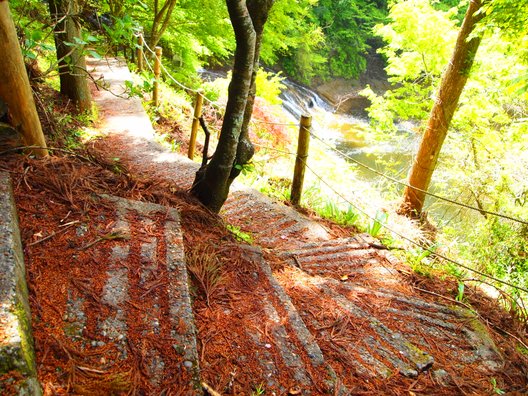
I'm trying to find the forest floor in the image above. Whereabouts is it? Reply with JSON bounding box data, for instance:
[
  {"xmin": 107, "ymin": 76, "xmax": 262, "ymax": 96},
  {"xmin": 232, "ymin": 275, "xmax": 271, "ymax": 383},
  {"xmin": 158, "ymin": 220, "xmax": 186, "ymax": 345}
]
[{"xmin": 1, "ymin": 57, "xmax": 528, "ymax": 395}]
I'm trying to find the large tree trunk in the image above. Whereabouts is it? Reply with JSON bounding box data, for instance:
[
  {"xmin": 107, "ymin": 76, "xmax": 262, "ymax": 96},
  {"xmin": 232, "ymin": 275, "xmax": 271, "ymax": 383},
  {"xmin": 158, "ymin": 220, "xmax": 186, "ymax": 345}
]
[
  {"xmin": 0, "ymin": 0, "xmax": 48, "ymax": 157},
  {"xmin": 400, "ymin": 0, "xmax": 486, "ymax": 217},
  {"xmin": 191, "ymin": 0, "xmax": 273, "ymax": 213},
  {"xmin": 49, "ymin": 0, "xmax": 92, "ymax": 113}
]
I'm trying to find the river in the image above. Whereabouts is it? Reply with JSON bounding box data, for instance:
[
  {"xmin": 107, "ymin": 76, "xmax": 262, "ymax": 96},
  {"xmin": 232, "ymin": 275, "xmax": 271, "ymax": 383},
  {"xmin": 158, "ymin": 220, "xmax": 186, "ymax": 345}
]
[
  {"xmin": 199, "ymin": 70, "xmax": 457, "ymax": 221},
  {"xmin": 199, "ymin": 69, "xmax": 418, "ymax": 192},
  {"xmin": 278, "ymin": 77, "xmax": 419, "ymax": 184}
]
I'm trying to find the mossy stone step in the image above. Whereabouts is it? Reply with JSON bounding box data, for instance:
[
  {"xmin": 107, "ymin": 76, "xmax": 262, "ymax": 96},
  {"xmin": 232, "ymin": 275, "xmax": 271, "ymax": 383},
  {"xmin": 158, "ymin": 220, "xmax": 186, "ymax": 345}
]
[{"xmin": 0, "ymin": 172, "xmax": 41, "ymax": 395}]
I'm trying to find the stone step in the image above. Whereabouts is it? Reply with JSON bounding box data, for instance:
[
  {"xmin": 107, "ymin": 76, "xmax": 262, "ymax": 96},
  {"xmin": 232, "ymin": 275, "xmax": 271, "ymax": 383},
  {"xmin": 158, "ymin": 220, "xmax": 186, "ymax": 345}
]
[
  {"xmin": 62, "ymin": 195, "xmax": 201, "ymax": 393},
  {"xmin": 280, "ymin": 234, "xmax": 376, "ymax": 256},
  {"xmin": 0, "ymin": 172, "xmax": 41, "ymax": 395},
  {"xmin": 239, "ymin": 246, "xmax": 349, "ymax": 395},
  {"xmin": 274, "ymin": 266, "xmax": 504, "ymax": 387},
  {"xmin": 278, "ymin": 239, "xmax": 405, "ymax": 288},
  {"xmin": 222, "ymin": 188, "xmax": 331, "ymax": 249}
]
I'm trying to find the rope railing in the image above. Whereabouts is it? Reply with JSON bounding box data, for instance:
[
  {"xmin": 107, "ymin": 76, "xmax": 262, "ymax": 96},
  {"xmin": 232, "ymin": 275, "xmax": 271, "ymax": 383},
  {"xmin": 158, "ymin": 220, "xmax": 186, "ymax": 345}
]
[
  {"xmin": 136, "ymin": 34, "xmax": 527, "ymax": 225},
  {"xmin": 309, "ymin": 128, "xmax": 528, "ymax": 226},
  {"xmin": 141, "ymin": 50, "xmax": 155, "ymax": 75},
  {"xmin": 131, "ymin": 35, "xmax": 527, "ymax": 296},
  {"xmin": 300, "ymin": 157, "xmax": 528, "ymax": 295},
  {"xmin": 252, "ymin": 142, "xmax": 297, "ymax": 157},
  {"xmin": 139, "ymin": 33, "xmax": 223, "ymax": 109}
]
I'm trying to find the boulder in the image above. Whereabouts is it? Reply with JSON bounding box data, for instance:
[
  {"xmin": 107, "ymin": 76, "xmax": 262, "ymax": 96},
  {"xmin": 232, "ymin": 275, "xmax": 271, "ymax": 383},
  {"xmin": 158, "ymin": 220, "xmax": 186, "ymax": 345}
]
[{"xmin": 314, "ymin": 52, "xmax": 391, "ymax": 116}]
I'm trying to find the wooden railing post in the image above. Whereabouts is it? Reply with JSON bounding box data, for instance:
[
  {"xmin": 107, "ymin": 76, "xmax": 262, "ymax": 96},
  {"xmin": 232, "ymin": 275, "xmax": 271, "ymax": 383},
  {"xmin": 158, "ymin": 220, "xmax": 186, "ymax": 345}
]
[
  {"xmin": 153, "ymin": 46, "xmax": 162, "ymax": 107},
  {"xmin": 188, "ymin": 89, "xmax": 204, "ymax": 160},
  {"xmin": 291, "ymin": 115, "xmax": 312, "ymax": 206},
  {"xmin": 136, "ymin": 34, "xmax": 144, "ymax": 72}
]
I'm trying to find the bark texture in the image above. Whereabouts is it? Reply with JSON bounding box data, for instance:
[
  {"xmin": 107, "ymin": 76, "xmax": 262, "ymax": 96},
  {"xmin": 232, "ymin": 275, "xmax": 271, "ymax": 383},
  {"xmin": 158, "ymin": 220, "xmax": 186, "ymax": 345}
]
[
  {"xmin": 0, "ymin": 1, "xmax": 48, "ymax": 157},
  {"xmin": 400, "ymin": 0, "xmax": 486, "ymax": 217},
  {"xmin": 49, "ymin": 0, "xmax": 92, "ymax": 113},
  {"xmin": 191, "ymin": 0, "xmax": 274, "ymax": 213},
  {"xmin": 149, "ymin": 0, "xmax": 178, "ymax": 49}
]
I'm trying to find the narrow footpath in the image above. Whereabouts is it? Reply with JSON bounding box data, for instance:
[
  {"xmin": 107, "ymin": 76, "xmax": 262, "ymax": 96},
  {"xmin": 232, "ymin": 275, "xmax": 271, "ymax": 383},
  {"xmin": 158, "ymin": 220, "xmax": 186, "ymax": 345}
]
[
  {"xmin": 84, "ymin": 57, "xmax": 515, "ymax": 394},
  {"xmin": 2, "ymin": 57, "xmax": 526, "ymax": 395}
]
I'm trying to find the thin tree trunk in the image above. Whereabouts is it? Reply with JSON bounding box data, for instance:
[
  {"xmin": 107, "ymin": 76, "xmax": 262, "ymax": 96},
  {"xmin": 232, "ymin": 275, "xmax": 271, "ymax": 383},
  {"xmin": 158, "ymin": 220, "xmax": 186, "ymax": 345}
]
[
  {"xmin": 191, "ymin": 0, "xmax": 258, "ymax": 212},
  {"xmin": 49, "ymin": 0, "xmax": 92, "ymax": 113},
  {"xmin": 0, "ymin": 0, "xmax": 48, "ymax": 157},
  {"xmin": 400, "ymin": 0, "xmax": 486, "ymax": 217},
  {"xmin": 149, "ymin": 0, "xmax": 177, "ymax": 49},
  {"xmin": 229, "ymin": 0, "xmax": 273, "ymax": 182}
]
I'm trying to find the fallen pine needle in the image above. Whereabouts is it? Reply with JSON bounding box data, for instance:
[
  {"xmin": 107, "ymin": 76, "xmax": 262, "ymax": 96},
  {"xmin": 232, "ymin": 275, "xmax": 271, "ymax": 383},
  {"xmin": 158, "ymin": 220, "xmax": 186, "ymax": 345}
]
[
  {"xmin": 80, "ymin": 230, "xmax": 130, "ymax": 250},
  {"xmin": 28, "ymin": 221, "xmax": 78, "ymax": 247},
  {"xmin": 202, "ymin": 382, "xmax": 222, "ymax": 396}
]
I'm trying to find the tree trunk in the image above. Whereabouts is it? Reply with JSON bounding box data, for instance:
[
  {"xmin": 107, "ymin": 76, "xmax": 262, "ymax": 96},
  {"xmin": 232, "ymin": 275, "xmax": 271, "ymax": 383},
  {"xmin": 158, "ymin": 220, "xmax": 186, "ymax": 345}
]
[
  {"xmin": 400, "ymin": 0, "xmax": 486, "ymax": 217},
  {"xmin": 149, "ymin": 0, "xmax": 177, "ymax": 49},
  {"xmin": 191, "ymin": 0, "xmax": 273, "ymax": 213},
  {"xmin": 0, "ymin": 0, "xmax": 48, "ymax": 157},
  {"xmin": 49, "ymin": 0, "xmax": 92, "ymax": 113},
  {"xmin": 229, "ymin": 0, "xmax": 273, "ymax": 182}
]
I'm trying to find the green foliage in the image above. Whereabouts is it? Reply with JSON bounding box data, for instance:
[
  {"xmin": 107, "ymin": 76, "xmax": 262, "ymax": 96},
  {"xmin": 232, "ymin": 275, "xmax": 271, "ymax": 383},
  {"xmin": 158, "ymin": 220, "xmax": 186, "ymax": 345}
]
[
  {"xmin": 20, "ymin": 29, "xmax": 55, "ymax": 60},
  {"xmin": 405, "ymin": 243, "xmax": 438, "ymax": 276},
  {"xmin": 146, "ymin": 0, "xmax": 233, "ymax": 82},
  {"xmin": 251, "ymin": 383, "xmax": 265, "ymax": 396},
  {"xmin": 234, "ymin": 162, "xmax": 255, "ymax": 176},
  {"xmin": 455, "ymin": 281, "xmax": 465, "ymax": 302},
  {"xmin": 227, "ymin": 224, "xmax": 254, "ymax": 244},
  {"xmin": 317, "ymin": 200, "xmax": 360, "ymax": 227},
  {"xmin": 483, "ymin": 0, "xmax": 528, "ymax": 39},
  {"xmin": 262, "ymin": 0, "xmax": 327, "ymax": 82},
  {"xmin": 366, "ymin": 210, "xmax": 388, "ymax": 237},
  {"xmin": 363, "ymin": 0, "xmax": 460, "ymax": 133},
  {"xmin": 255, "ymin": 70, "xmax": 285, "ymax": 105},
  {"xmin": 201, "ymin": 69, "xmax": 285, "ymax": 106},
  {"xmin": 468, "ymin": 220, "xmax": 528, "ymax": 288},
  {"xmin": 263, "ymin": 0, "xmax": 389, "ymax": 82},
  {"xmin": 10, "ymin": 0, "xmax": 56, "ymax": 65},
  {"xmin": 313, "ymin": 0, "xmax": 387, "ymax": 79},
  {"xmin": 490, "ymin": 377, "xmax": 505, "ymax": 395},
  {"xmin": 322, "ymin": 201, "xmax": 360, "ymax": 227},
  {"xmin": 102, "ymin": 14, "xmax": 140, "ymax": 51},
  {"xmin": 124, "ymin": 77, "xmax": 154, "ymax": 98}
]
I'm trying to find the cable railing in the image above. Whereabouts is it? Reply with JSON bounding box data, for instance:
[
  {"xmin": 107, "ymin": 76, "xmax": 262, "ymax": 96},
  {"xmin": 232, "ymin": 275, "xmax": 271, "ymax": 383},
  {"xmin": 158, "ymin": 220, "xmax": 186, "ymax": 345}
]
[
  {"xmin": 137, "ymin": 40, "xmax": 528, "ymax": 225},
  {"xmin": 136, "ymin": 33, "xmax": 527, "ymax": 224},
  {"xmin": 135, "ymin": 33, "xmax": 527, "ymax": 223},
  {"xmin": 131, "ymin": 36, "xmax": 528, "ymax": 295},
  {"xmin": 299, "ymin": 157, "xmax": 528, "ymax": 295},
  {"xmin": 308, "ymin": 128, "xmax": 528, "ymax": 226}
]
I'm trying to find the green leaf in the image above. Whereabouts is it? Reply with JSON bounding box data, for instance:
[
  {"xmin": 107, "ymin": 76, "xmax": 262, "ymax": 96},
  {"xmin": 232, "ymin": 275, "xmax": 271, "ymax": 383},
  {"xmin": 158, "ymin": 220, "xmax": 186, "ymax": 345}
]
[{"xmin": 87, "ymin": 50, "xmax": 102, "ymax": 60}]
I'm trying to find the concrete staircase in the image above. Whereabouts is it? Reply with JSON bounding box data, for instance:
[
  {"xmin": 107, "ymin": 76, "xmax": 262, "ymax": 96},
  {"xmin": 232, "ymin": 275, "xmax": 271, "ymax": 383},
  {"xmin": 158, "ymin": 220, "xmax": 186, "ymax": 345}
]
[
  {"xmin": 1, "ymin": 166, "xmax": 505, "ymax": 393},
  {"xmin": 0, "ymin": 57, "xmax": 509, "ymax": 394}
]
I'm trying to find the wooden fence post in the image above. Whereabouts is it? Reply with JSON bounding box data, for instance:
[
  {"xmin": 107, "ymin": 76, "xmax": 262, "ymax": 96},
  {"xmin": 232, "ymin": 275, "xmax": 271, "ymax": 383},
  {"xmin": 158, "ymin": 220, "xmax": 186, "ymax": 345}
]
[
  {"xmin": 153, "ymin": 46, "xmax": 162, "ymax": 107},
  {"xmin": 188, "ymin": 90, "xmax": 204, "ymax": 160},
  {"xmin": 136, "ymin": 34, "xmax": 144, "ymax": 72},
  {"xmin": 291, "ymin": 115, "xmax": 312, "ymax": 206}
]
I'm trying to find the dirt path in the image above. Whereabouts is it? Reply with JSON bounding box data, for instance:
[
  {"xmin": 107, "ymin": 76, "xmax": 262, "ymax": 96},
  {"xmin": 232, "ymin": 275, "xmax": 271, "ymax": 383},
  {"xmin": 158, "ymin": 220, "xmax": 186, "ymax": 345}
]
[{"xmin": 6, "ymin": 57, "xmax": 526, "ymax": 395}]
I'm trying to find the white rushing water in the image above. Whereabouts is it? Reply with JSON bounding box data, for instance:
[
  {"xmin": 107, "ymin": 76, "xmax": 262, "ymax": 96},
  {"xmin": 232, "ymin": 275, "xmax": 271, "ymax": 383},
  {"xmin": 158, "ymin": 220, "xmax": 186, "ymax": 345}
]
[
  {"xmin": 278, "ymin": 77, "xmax": 419, "ymax": 181},
  {"xmin": 198, "ymin": 68, "xmax": 419, "ymax": 183}
]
